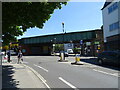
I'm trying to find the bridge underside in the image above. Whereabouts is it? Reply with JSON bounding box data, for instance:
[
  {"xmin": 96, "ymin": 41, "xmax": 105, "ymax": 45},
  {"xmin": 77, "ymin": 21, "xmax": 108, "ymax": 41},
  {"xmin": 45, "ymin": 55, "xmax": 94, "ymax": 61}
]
[
  {"xmin": 21, "ymin": 43, "xmax": 52, "ymax": 55},
  {"xmin": 19, "ymin": 30, "xmax": 103, "ymax": 56}
]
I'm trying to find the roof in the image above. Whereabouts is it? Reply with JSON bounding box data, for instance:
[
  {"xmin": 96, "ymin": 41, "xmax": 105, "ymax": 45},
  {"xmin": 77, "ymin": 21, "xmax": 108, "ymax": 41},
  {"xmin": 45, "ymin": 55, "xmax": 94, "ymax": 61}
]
[
  {"xmin": 101, "ymin": 0, "xmax": 113, "ymax": 10},
  {"xmin": 19, "ymin": 29, "xmax": 101, "ymax": 40}
]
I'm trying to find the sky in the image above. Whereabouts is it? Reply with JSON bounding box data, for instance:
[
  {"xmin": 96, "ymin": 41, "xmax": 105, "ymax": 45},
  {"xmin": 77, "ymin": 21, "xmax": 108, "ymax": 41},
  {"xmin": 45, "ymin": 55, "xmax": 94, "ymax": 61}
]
[{"xmin": 17, "ymin": 1, "xmax": 105, "ymax": 39}]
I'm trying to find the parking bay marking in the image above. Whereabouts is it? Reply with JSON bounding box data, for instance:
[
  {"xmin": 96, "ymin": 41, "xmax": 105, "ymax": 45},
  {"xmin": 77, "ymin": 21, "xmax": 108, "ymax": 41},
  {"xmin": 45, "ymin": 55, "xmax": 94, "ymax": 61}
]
[
  {"xmin": 34, "ymin": 64, "xmax": 48, "ymax": 72},
  {"xmin": 93, "ymin": 69, "xmax": 118, "ymax": 77},
  {"xmin": 59, "ymin": 77, "xmax": 78, "ymax": 89}
]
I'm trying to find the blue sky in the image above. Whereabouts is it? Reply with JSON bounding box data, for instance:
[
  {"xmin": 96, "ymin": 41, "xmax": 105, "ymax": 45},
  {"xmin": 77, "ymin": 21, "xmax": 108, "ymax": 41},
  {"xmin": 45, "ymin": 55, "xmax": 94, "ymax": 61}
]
[{"xmin": 17, "ymin": 1, "xmax": 105, "ymax": 39}]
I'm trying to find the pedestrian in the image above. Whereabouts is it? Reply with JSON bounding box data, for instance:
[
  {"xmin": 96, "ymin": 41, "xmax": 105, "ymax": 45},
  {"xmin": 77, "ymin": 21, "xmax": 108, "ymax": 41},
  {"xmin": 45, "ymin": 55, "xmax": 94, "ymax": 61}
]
[
  {"xmin": 7, "ymin": 50, "xmax": 11, "ymax": 63},
  {"xmin": 17, "ymin": 50, "xmax": 23, "ymax": 64},
  {"xmin": 4, "ymin": 50, "xmax": 7, "ymax": 59}
]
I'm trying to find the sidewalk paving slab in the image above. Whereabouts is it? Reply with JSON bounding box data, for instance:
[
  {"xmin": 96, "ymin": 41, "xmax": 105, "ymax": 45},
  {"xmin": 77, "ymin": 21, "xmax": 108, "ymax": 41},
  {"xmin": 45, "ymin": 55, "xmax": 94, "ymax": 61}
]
[{"xmin": 2, "ymin": 62, "xmax": 48, "ymax": 89}]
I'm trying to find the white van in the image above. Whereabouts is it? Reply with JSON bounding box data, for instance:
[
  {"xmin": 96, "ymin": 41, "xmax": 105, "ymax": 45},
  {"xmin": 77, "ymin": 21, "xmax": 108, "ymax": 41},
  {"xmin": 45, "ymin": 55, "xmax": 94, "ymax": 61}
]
[{"xmin": 67, "ymin": 49, "xmax": 73, "ymax": 54}]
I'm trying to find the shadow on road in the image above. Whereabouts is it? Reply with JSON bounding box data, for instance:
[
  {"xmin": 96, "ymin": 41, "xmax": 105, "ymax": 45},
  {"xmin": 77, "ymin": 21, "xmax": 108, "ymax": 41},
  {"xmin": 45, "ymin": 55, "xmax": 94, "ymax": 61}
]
[
  {"xmin": 80, "ymin": 58, "xmax": 120, "ymax": 71},
  {"xmin": 2, "ymin": 65, "xmax": 19, "ymax": 89}
]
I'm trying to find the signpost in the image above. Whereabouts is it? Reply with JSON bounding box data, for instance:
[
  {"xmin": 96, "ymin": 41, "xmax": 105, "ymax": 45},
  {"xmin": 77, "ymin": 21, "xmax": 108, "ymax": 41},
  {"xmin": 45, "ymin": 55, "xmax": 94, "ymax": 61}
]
[
  {"xmin": 80, "ymin": 40, "xmax": 83, "ymax": 55},
  {"xmin": 80, "ymin": 40, "xmax": 83, "ymax": 45}
]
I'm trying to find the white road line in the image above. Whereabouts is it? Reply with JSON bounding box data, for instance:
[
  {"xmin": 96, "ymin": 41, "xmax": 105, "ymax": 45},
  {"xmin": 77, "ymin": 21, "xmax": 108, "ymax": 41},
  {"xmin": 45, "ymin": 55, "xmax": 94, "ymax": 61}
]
[
  {"xmin": 23, "ymin": 61, "xmax": 28, "ymax": 63},
  {"xmin": 22, "ymin": 64, "xmax": 50, "ymax": 89},
  {"xmin": 59, "ymin": 77, "xmax": 78, "ymax": 89},
  {"xmin": 34, "ymin": 64, "xmax": 48, "ymax": 72},
  {"xmin": 93, "ymin": 69, "xmax": 118, "ymax": 77}
]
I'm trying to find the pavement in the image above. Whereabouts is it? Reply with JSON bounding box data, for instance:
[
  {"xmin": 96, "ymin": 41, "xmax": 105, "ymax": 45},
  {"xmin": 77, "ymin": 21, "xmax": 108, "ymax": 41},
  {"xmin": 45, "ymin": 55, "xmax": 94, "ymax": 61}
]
[{"xmin": 2, "ymin": 61, "xmax": 48, "ymax": 89}]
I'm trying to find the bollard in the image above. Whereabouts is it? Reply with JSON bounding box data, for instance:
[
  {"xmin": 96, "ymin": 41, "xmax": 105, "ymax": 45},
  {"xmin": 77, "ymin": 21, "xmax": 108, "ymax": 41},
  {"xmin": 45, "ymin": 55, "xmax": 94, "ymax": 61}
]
[
  {"xmin": 71, "ymin": 54, "xmax": 83, "ymax": 65},
  {"xmin": 75, "ymin": 54, "xmax": 80, "ymax": 63},
  {"xmin": 58, "ymin": 51, "xmax": 68, "ymax": 62},
  {"xmin": 60, "ymin": 54, "xmax": 62, "ymax": 61},
  {"xmin": 60, "ymin": 52, "xmax": 64, "ymax": 61}
]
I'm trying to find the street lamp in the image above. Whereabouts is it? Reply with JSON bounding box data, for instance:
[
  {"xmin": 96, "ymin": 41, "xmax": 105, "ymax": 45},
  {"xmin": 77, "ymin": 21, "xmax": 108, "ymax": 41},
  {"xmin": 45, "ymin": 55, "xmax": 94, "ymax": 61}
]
[
  {"xmin": 0, "ymin": 38, "xmax": 3, "ymax": 65},
  {"xmin": 50, "ymin": 40, "xmax": 53, "ymax": 55},
  {"xmin": 54, "ymin": 38, "xmax": 56, "ymax": 56},
  {"xmin": 62, "ymin": 22, "xmax": 64, "ymax": 33},
  {"xmin": 61, "ymin": 22, "xmax": 66, "ymax": 61}
]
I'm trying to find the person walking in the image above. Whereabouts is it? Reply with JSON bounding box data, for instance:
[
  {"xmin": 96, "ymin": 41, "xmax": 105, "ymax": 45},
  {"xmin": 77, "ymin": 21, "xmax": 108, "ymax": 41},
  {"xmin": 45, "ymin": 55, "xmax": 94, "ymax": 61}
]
[
  {"xmin": 17, "ymin": 50, "xmax": 23, "ymax": 64},
  {"xmin": 7, "ymin": 51, "xmax": 11, "ymax": 63}
]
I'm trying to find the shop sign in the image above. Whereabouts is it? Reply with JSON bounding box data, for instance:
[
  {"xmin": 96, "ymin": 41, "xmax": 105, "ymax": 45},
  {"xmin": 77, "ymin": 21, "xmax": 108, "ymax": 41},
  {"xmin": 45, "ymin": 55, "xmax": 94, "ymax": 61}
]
[
  {"xmin": 86, "ymin": 42, "xmax": 91, "ymax": 45},
  {"xmin": 94, "ymin": 41, "xmax": 99, "ymax": 44}
]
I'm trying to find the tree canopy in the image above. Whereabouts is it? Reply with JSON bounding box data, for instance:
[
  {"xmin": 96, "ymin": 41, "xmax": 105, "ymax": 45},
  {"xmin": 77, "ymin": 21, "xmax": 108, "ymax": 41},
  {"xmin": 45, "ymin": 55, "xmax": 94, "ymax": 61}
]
[{"xmin": 2, "ymin": 2, "xmax": 67, "ymax": 45}]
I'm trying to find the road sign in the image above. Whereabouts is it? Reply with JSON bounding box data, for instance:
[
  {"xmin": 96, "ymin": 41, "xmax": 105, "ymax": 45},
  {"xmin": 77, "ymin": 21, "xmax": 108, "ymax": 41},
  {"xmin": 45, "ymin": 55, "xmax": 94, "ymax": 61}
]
[{"xmin": 80, "ymin": 40, "xmax": 83, "ymax": 44}]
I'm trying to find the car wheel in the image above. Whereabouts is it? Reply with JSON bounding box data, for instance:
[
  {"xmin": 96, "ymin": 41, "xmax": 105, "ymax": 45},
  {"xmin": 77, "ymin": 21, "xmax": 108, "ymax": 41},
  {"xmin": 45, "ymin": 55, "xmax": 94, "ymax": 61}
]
[{"xmin": 98, "ymin": 59, "xmax": 103, "ymax": 65}]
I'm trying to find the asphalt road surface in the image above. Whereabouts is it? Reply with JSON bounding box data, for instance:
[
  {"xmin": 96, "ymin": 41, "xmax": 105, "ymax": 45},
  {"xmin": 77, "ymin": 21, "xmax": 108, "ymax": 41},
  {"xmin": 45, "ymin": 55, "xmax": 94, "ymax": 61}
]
[{"xmin": 11, "ymin": 56, "xmax": 119, "ymax": 89}]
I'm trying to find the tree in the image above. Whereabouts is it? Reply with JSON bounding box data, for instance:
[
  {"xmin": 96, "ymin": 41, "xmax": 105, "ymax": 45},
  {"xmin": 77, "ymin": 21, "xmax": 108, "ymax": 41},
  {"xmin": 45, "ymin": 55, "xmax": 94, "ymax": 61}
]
[
  {"xmin": 2, "ymin": 2, "xmax": 67, "ymax": 45},
  {"xmin": 55, "ymin": 44, "xmax": 64, "ymax": 52}
]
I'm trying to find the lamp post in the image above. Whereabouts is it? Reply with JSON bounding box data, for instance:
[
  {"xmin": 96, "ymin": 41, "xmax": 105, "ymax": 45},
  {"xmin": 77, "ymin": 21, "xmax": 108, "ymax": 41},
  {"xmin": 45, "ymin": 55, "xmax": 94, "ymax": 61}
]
[
  {"xmin": 58, "ymin": 22, "xmax": 68, "ymax": 62},
  {"xmin": 62, "ymin": 22, "xmax": 65, "ymax": 61},
  {"xmin": 54, "ymin": 38, "xmax": 56, "ymax": 56},
  {"xmin": 51, "ymin": 40, "xmax": 53, "ymax": 55},
  {"xmin": 0, "ymin": 38, "xmax": 3, "ymax": 65}
]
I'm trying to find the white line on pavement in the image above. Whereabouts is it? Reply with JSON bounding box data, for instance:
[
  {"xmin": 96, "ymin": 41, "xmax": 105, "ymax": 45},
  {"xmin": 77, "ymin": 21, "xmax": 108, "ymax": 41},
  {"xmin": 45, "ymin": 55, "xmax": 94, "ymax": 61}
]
[
  {"xmin": 24, "ymin": 57, "xmax": 30, "ymax": 58},
  {"xmin": 93, "ymin": 69, "xmax": 118, "ymax": 77},
  {"xmin": 34, "ymin": 64, "xmax": 48, "ymax": 72},
  {"xmin": 59, "ymin": 77, "xmax": 78, "ymax": 89},
  {"xmin": 23, "ymin": 64, "xmax": 50, "ymax": 89},
  {"xmin": 23, "ymin": 61, "xmax": 28, "ymax": 63}
]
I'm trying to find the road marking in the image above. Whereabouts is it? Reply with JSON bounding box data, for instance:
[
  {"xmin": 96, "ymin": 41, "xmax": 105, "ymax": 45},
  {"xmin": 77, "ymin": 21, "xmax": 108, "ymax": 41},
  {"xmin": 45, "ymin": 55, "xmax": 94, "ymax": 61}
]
[
  {"xmin": 34, "ymin": 64, "xmax": 48, "ymax": 72},
  {"xmin": 93, "ymin": 69, "xmax": 118, "ymax": 77},
  {"xmin": 23, "ymin": 61, "xmax": 28, "ymax": 63},
  {"xmin": 24, "ymin": 57, "xmax": 29, "ymax": 58},
  {"xmin": 22, "ymin": 64, "xmax": 50, "ymax": 89},
  {"xmin": 59, "ymin": 77, "xmax": 78, "ymax": 89}
]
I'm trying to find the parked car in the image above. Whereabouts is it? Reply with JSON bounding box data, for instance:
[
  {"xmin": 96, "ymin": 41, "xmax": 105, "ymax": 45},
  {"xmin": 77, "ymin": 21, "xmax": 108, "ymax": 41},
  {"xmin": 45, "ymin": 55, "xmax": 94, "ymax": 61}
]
[
  {"xmin": 97, "ymin": 51, "xmax": 120, "ymax": 66},
  {"xmin": 0, "ymin": 51, "xmax": 5, "ymax": 55},
  {"xmin": 67, "ymin": 49, "xmax": 73, "ymax": 54},
  {"xmin": 59, "ymin": 51, "xmax": 68, "ymax": 57}
]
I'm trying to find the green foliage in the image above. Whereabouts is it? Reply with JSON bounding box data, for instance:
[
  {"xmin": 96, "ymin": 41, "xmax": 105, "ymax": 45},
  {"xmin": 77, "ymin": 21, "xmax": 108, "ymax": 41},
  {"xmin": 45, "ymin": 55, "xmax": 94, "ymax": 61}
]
[
  {"xmin": 2, "ymin": 2, "xmax": 67, "ymax": 45},
  {"xmin": 55, "ymin": 44, "xmax": 64, "ymax": 52},
  {"xmin": 73, "ymin": 48, "xmax": 81, "ymax": 54}
]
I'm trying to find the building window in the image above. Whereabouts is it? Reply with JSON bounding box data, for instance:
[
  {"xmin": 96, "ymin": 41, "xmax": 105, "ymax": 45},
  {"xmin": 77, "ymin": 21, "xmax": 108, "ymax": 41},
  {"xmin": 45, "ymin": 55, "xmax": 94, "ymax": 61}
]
[
  {"xmin": 109, "ymin": 21, "xmax": 119, "ymax": 31},
  {"xmin": 108, "ymin": 2, "xmax": 118, "ymax": 14}
]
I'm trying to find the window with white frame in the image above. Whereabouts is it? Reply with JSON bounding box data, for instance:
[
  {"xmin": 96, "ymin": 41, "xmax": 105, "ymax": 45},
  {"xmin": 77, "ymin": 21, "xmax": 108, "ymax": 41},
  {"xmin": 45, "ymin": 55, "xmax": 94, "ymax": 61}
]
[{"xmin": 108, "ymin": 2, "xmax": 118, "ymax": 14}]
